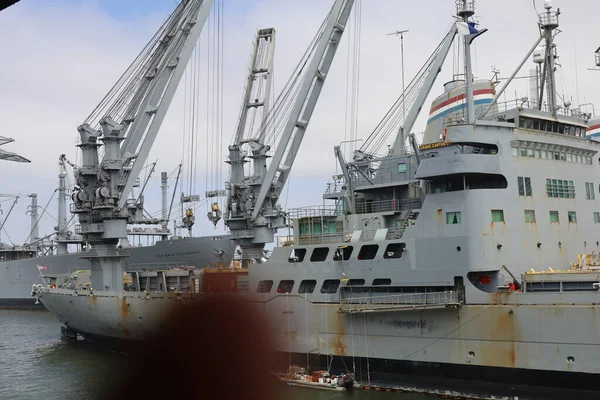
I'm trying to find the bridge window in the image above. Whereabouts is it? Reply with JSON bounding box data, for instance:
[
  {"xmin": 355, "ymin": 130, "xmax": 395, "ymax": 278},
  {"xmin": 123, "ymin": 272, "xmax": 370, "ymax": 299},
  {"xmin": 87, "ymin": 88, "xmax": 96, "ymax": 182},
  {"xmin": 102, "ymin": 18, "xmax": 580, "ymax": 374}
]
[
  {"xmin": 546, "ymin": 179, "xmax": 575, "ymax": 199},
  {"xmin": 519, "ymin": 116, "xmax": 586, "ymax": 138},
  {"xmin": 277, "ymin": 280, "xmax": 294, "ymax": 294},
  {"xmin": 524, "ymin": 210, "xmax": 536, "ymax": 223},
  {"xmin": 491, "ymin": 209, "xmax": 505, "ymax": 223},
  {"xmin": 397, "ymin": 163, "xmax": 407, "ymax": 173},
  {"xmin": 372, "ymin": 278, "xmax": 392, "ymax": 286},
  {"xmin": 446, "ymin": 212, "xmax": 461, "ymax": 224},
  {"xmin": 517, "ymin": 176, "xmax": 532, "ymax": 196},
  {"xmin": 321, "ymin": 279, "xmax": 340, "ymax": 294},
  {"xmin": 288, "ymin": 248, "xmax": 307, "ymax": 263},
  {"xmin": 298, "ymin": 280, "xmax": 317, "ymax": 294},
  {"xmin": 550, "ymin": 211, "xmax": 560, "ymax": 223},
  {"xmin": 568, "ymin": 211, "xmax": 577, "ymax": 223},
  {"xmin": 310, "ymin": 247, "xmax": 329, "ymax": 262},
  {"xmin": 257, "ymin": 280, "xmax": 273, "ymax": 293},
  {"xmin": 585, "ymin": 182, "xmax": 596, "ymax": 200},
  {"xmin": 594, "ymin": 213, "xmax": 600, "ymax": 223},
  {"xmin": 357, "ymin": 244, "xmax": 379, "ymax": 260},
  {"xmin": 383, "ymin": 243, "xmax": 406, "ymax": 259},
  {"xmin": 333, "ymin": 246, "xmax": 353, "ymax": 261}
]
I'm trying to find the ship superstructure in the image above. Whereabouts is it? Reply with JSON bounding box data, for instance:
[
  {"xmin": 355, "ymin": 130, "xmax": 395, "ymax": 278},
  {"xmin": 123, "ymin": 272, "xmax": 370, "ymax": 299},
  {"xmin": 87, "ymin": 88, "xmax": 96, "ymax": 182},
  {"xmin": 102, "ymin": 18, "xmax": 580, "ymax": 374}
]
[{"xmin": 244, "ymin": 1, "xmax": 600, "ymax": 398}]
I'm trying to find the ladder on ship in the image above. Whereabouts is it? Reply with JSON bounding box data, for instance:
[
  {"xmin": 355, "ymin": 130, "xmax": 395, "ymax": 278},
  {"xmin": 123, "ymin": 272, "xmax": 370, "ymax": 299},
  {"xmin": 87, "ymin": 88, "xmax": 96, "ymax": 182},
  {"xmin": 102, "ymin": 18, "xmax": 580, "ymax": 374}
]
[{"xmin": 337, "ymin": 290, "xmax": 461, "ymax": 314}]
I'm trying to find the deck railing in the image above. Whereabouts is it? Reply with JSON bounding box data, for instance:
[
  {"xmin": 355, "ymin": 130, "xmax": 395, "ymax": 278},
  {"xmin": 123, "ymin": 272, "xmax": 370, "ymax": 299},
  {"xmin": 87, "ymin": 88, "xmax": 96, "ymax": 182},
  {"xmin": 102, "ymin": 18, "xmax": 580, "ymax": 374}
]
[{"xmin": 338, "ymin": 290, "xmax": 461, "ymax": 313}]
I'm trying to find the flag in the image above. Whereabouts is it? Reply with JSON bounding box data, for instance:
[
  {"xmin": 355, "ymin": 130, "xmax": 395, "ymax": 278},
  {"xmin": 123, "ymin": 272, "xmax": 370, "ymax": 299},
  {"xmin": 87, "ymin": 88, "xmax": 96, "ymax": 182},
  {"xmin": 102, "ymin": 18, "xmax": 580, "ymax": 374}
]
[
  {"xmin": 456, "ymin": 22, "xmax": 470, "ymax": 35},
  {"xmin": 468, "ymin": 22, "xmax": 479, "ymax": 34},
  {"xmin": 456, "ymin": 21, "xmax": 480, "ymax": 35},
  {"xmin": 37, "ymin": 265, "xmax": 47, "ymax": 271}
]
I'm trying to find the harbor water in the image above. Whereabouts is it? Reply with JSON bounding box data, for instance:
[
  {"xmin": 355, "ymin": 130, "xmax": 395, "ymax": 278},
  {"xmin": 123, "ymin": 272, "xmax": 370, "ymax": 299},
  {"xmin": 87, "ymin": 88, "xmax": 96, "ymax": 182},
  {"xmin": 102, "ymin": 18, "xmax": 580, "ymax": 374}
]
[{"xmin": 0, "ymin": 309, "xmax": 434, "ymax": 400}]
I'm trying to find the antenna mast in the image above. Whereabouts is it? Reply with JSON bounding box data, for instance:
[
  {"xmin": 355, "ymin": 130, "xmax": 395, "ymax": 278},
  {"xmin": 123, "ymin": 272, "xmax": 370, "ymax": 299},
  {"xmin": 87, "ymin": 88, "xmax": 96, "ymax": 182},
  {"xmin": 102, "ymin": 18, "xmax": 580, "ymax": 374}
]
[
  {"xmin": 388, "ymin": 29, "xmax": 409, "ymax": 153},
  {"xmin": 456, "ymin": 0, "xmax": 486, "ymax": 124},
  {"xmin": 538, "ymin": 0, "xmax": 560, "ymax": 115}
]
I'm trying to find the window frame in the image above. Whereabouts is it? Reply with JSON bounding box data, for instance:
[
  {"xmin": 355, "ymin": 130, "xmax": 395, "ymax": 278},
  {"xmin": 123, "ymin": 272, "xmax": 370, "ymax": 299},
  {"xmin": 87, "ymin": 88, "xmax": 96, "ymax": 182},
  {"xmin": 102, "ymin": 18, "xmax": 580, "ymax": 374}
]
[
  {"xmin": 491, "ymin": 209, "xmax": 505, "ymax": 223},
  {"xmin": 446, "ymin": 211, "xmax": 461, "ymax": 225},
  {"xmin": 320, "ymin": 279, "xmax": 341, "ymax": 294},
  {"xmin": 524, "ymin": 210, "xmax": 536, "ymax": 223},
  {"xmin": 298, "ymin": 280, "xmax": 317, "ymax": 294}
]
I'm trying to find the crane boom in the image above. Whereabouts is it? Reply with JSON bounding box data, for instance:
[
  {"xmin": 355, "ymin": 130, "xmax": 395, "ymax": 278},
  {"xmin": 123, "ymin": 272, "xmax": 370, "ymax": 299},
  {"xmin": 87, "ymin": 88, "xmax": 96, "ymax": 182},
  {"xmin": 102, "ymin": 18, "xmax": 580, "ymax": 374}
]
[
  {"xmin": 117, "ymin": 0, "xmax": 214, "ymax": 208},
  {"xmin": 252, "ymin": 0, "xmax": 355, "ymax": 221}
]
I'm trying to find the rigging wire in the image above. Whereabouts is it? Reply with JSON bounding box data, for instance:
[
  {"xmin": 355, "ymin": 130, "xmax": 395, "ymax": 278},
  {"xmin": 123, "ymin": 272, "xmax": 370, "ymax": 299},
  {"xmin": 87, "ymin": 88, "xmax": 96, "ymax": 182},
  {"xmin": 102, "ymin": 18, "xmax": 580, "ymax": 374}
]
[{"xmin": 358, "ymin": 23, "xmax": 456, "ymax": 156}]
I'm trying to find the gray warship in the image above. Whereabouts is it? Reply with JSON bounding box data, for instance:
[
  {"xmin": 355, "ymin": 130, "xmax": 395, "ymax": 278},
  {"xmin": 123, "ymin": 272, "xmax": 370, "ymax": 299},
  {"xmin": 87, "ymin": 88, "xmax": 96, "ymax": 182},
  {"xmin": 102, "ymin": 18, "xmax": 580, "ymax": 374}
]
[
  {"xmin": 35, "ymin": 0, "xmax": 600, "ymax": 397},
  {"xmin": 1, "ymin": 156, "xmax": 234, "ymax": 308},
  {"xmin": 0, "ymin": 1, "xmax": 234, "ymax": 308}
]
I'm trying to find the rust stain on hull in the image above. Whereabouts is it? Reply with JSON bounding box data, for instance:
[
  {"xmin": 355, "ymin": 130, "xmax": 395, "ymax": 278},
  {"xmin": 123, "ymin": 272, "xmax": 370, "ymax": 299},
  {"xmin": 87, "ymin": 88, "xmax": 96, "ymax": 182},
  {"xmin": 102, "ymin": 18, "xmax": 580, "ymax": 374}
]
[
  {"xmin": 480, "ymin": 307, "xmax": 518, "ymax": 368},
  {"xmin": 120, "ymin": 297, "xmax": 130, "ymax": 318},
  {"xmin": 329, "ymin": 309, "xmax": 347, "ymax": 356}
]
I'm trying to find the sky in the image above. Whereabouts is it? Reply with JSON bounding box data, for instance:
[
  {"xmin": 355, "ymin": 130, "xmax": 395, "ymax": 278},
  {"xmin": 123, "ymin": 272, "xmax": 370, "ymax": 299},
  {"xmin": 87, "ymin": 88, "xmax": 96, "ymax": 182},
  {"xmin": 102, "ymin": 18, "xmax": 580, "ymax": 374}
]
[{"xmin": 0, "ymin": 0, "xmax": 598, "ymax": 245}]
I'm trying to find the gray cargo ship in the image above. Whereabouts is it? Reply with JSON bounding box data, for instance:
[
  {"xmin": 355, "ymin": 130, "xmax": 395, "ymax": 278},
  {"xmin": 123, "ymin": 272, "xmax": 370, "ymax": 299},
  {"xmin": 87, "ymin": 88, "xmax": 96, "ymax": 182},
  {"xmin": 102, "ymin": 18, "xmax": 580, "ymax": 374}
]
[{"xmin": 35, "ymin": 0, "xmax": 600, "ymax": 397}]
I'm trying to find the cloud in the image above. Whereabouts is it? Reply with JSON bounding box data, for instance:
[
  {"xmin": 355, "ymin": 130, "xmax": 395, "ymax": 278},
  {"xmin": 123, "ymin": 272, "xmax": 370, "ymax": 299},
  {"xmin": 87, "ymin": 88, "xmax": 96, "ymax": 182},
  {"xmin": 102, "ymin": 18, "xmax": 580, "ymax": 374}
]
[{"xmin": 0, "ymin": 0, "xmax": 597, "ymax": 242}]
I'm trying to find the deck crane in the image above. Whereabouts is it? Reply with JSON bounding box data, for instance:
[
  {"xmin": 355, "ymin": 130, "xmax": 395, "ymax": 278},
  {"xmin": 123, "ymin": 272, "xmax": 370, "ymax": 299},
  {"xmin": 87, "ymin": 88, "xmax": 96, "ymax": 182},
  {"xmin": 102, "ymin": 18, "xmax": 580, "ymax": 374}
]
[
  {"xmin": 224, "ymin": 0, "xmax": 355, "ymax": 263},
  {"xmin": 224, "ymin": 28, "xmax": 276, "ymax": 254},
  {"xmin": 68, "ymin": 0, "xmax": 214, "ymax": 291},
  {"xmin": 330, "ymin": 3, "xmax": 487, "ymax": 215}
]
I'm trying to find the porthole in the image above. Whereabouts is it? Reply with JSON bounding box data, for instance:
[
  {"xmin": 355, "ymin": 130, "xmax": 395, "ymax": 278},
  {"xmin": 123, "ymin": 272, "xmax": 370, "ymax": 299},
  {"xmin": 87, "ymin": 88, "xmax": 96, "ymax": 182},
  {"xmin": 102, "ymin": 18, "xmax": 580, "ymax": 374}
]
[
  {"xmin": 456, "ymin": 246, "xmax": 462, "ymax": 252},
  {"xmin": 468, "ymin": 351, "xmax": 475, "ymax": 358},
  {"xmin": 567, "ymin": 356, "xmax": 575, "ymax": 363}
]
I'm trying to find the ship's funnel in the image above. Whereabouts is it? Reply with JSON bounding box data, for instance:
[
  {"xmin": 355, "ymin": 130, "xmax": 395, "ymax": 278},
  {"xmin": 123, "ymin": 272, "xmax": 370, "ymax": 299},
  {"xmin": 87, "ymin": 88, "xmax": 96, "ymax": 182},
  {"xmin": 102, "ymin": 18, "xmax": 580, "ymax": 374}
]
[{"xmin": 587, "ymin": 117, "xmax": 600, "ymax": 141}]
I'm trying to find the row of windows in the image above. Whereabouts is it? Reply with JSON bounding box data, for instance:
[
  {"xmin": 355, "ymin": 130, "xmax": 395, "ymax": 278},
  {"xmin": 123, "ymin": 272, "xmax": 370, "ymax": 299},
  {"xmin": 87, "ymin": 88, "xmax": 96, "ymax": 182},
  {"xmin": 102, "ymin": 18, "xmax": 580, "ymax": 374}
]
[
  {"xmin": 289, "ymin": 243, "xmax": 407, "ymax": 263},
  {"xmin": 512, "ymin": 146, "xmax": 593, "ymax": 165},
  {"xmin": 516, "ymin": 175, "xmax": 597, "ymax": 200},
  {"xmin": 546, "ymin": 179, "xmax": 576, "ymax": 199},
  {"xmin": 518, "ymin": 116, "xmax": 587, "ymax": 138},
  {"xmin": 257, "ymin": 278, "xmax": 394, "ymax": 294},
  {"xmin": 446, "ymin": 209, "xmax": 599, "ymax": 224}
]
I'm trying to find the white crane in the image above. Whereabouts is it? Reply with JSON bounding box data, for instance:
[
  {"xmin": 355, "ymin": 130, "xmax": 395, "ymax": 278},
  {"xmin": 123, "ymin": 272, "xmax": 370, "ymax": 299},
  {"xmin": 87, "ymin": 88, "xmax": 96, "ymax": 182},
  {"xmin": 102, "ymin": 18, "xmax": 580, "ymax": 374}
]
[
  {"xmin": 224, "ymin": 0, "xmax": 356, "ymax": 263},
  {"xmin": 68, "ymin": 0, "xmax": 215, "ymax": 291}
]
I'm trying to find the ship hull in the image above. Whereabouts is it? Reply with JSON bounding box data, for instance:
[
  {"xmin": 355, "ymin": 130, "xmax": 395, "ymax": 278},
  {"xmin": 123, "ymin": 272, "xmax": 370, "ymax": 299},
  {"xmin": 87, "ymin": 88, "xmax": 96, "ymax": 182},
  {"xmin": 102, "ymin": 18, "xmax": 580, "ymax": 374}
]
[
  {"xmin": 0, "ymin": 235, "xmax": 234, "ymax": 308},
  {"xmin": 257, "ymin": 298, "xmax": 600, "ymax": 398},
  {"xmin": 37, "ymin": 287, "xmax": 600, "ymax": 398}
]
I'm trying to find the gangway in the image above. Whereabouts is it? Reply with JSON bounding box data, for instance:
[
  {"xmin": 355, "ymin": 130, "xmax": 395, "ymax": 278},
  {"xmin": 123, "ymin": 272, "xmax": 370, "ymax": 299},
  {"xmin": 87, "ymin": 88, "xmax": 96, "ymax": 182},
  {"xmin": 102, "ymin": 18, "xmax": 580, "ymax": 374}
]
[{"xmin": 338, "ymin": 290, "xmax": 462, "ymax": 314}]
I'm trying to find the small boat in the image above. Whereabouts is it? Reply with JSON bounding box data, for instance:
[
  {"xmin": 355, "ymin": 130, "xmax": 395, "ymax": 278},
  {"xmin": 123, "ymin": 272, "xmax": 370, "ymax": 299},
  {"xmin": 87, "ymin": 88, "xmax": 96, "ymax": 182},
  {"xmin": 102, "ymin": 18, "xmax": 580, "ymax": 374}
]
[{"xmin": 278, "ymin": 365, "xmax": 354, "ymax": 392}]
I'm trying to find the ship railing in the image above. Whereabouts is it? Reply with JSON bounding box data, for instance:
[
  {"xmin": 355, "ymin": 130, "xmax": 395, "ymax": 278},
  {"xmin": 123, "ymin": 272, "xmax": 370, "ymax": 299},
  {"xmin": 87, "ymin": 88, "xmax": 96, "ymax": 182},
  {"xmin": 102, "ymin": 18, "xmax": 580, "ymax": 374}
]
[
  {"xmin": 295, "ymin": 225, "xmax": 410, "ymax": 246},
  {"xmin": 288, "ymin": 205, "xmax": 342, "ymax": 220},
  {"xmin": 479, "ymin": 99, "xmax": 589, "ymax": 119},
  {"xmin": 539, "ymin": 12, "xmax": 559, "ymax": 28},
  {"xmin": 324, "ymin": 180, "xmax": 346, "ymax": 194},
  {"xmin": 355, "ymin": 199, "xmax": 419, "ymax": 215},
  {"xmin": 338, "ymin": 290, "xmax": 461, "ymax": 313},
  {"xmin": 296, "ymin": 232, "xmax": 348, "ymax": 246},
  {"xmin": 125, "ymin": 262, "xmax": 190, "ymax": 272}
]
